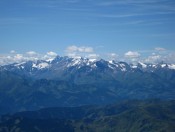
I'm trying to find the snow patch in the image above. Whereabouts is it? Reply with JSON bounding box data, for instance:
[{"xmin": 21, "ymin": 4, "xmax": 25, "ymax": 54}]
[
  {"xmin": 38, "ymin": 63, "xmax": 49, "ymax": 69},
  {"xmin": 161, "ymin": 64, "xmax": 166, "ymax": 68},
  {"xmin": 32, "ymin": 63, "xmax": 49, "ymax": 69},
  {"xmin": 132, "ymin": 65, "xmax": 137, "ymax": 68},
  {"xmin": 168, "ymin": 64, "xmax": 175, "ymax": 70},
  {"xmin": 71, "ymin": 59, "xmax": 81, "ymax": 66},
  {"xmin": 120, "ymin": 64, "xmax": 125, "ymax": 68},
  {"xmin": 91, "ymin": 63, "xmax": 97, "ymax": 68},
  {"xmin": 120, "ymin": 63, "xmax": 127, "ymax": 71},
  {"xmin": 46, "ymin": 58, "xmax": 54, "ymax": 63},
  {"xmin": 32, "ymin": 63, "xmax": 37, "ymax": 68},
  {"xmin": 89, "ymin": 59, "xmax": 96, "ymax": 62},
  {"xmin": 152, "ymin": 65, "xmax": 156, "ymax": 68},
  {"xmin": 14, "ymin": 62, "xmax": 26, "ymax": 67},
  {"xmin": 139, "ymin": 62, "xmax": 147, "ymax": 68},
  {"xmin": 108, "ymin": 64, "xmax": 115, "ymax": 69},
  {"xmin": 109, "ymin": 60, "xmax": 113, "ymax": 64}
]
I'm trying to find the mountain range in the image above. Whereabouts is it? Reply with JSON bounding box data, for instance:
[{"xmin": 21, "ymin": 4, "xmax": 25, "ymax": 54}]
[
  {"xmin": 0, "ymin": 56, "xmax": 175, "ymax": 115},
  {"xmin": 0, "ymin": 56, "xmax": 175, "ymax": 131},
  {"xmin": 1, "ymin": 56, "xmax": 175, "ymax": 80}
]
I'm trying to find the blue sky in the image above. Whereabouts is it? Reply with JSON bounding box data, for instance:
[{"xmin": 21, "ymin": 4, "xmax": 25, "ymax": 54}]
[{"xmin": 0, "ymin": 0, "xmax": 175, "ymax": 64}]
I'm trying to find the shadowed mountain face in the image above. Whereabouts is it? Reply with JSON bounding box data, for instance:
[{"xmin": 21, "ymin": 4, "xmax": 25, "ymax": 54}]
[
  {"xmin": 0, "ymin": 56, "xmax": 175, "ymax": 114},
  {"xmin": 0, "ymin": 100, "xmax": 175, "ymax": 132}
]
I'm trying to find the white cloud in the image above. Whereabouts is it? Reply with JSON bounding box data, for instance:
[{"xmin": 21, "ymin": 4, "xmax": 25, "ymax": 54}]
[
  {"xmin": 144, "ymin": 55, "xmax": 161, "ymax": 63},
  {"xmin": 10, "ymin": 50, "xmax": 16, "ymax": 54},
  {"xmin": 43, "ymin": 51, "xmax": 57, "ymax": 61},
  {"xmin": 83, "ymin": 47, "xmax": 93, "ymax": 53},
  {"xmin": 165, "ymin": 53, "xmax": 175, "ymax": 63},
  {"xmin": 108, "ymin": 53, "xmax": 118, "ymax": 60},
  {"xmin": 14, "ymin": 54, "xmax": 24, "ymax": 60},
  {"xmin": 86, "ymin": 54, "xmax": 99, "ymax": 59},
  {"xmin": 125, "ymin": 51, "xmax": 140, "ymax": 58},
  {"xmin": 144, "ymin": 51, "xmax": 175, "ymax": 64},
  {"xmin": 1, "ymin": 48, "xmax": 175, "ymax": 66},
  {"xmin": 26, "ymin": 51, "xmax": 37, "ymax": 56},
  {"xmin": 110, "ymin": 53, "xmax": 118, "ymax": 57},
  {"xmin": 0, "ymin": 54, "xmax": 26, "ymax": 65},
  {"xmin": 66, "ymin": 45, "xmax": 77, "ymax": 52},
  {"xmin": 155, "ymin": 47, "xmax": 166, "ymax": 51},
  {"xmin": 47, "ymin": 51, "xmax": 57, "ymax": 57},
  {"xmin": 66, "ymin": 45, "xmax": 93, "ymax": 53},
  {"xmin": 0, "ymin": 51, "xmax": 58, "ymax": 65},
  {"xmin": 67, "ymin": 53, "xmax": 81, "ymax": 58},
  {"xmin": 65, "ymin": 45, "xmax": 95, "ymax": 59},
  {"xmin": 152, "ymin": 52, "xmax": 156, "ymax": 55}
]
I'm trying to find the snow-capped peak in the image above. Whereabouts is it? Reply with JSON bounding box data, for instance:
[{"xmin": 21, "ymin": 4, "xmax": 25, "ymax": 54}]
[
  {"xmin": 89, "ymin": 59, "xmax": 96, "ymax": 62},
  {"xmin": 131, "ymin": 65, "xmax": 138, "ymax": 69},
  {"xmin": 32, "ymin": 62, "xmax": 49, "ymax": 69},
  {"xmin": 138, "ymin": 62, "xmax": 147, "ymax": 68},
  {"xmin": 161, "ymin": 64, "xmax": 167, "ymax": 68},
  {"xmin": 46, "ymin": 58, "xmax": 54, "ymax": 63},
  {"xmin": 2, "ymin": 56, "xmax": 175, "ymax": 74},
  {"xmin": 67, "ymin": 57, "xmax": 97, "ymax": 68},
  {"xmin": 168, "ymin": 64, "xmax": 175, "ymax": 70},
  {"xmin": 14, "ymin": 62, "xmax": 26, "ymax": 67}
]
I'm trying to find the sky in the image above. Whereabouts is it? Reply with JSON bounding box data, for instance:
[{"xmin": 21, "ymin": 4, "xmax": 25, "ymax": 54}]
[{"xmin": 0, "ymin": 0, "xmax": 175, "ymax": 65}]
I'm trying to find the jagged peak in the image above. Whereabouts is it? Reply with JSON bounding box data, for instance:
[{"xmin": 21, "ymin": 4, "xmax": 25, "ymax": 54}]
[{"xmin": 1, "ymin": 56, "xmax": 175, "ymax": 72}]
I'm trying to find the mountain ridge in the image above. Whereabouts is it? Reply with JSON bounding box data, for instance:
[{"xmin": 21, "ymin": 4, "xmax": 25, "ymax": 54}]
[
  {"xmin": 1, "ymin": 100, "xmax": 175, "ymax": 132},
  {"xmin": 1, "ymin": 55, "xmax": 175, "ymax": 70},
  {"xmin": 0, "ymin": 55, "xmax": 175, "ymax": 115},
  {"xmin": 1, "ymin": 55, "xmax": 175, "ymax": 80}
]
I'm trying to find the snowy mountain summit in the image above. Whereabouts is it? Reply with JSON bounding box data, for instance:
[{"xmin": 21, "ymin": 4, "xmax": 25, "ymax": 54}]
[{"xmin": 1, "ymin": 55, "xmax": 175, "ymax": 72}]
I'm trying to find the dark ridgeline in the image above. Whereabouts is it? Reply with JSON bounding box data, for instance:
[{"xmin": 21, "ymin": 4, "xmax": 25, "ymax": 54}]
[{"xmin": 0, "ymin": 100, "xmax": 175, "ymax": 132}]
